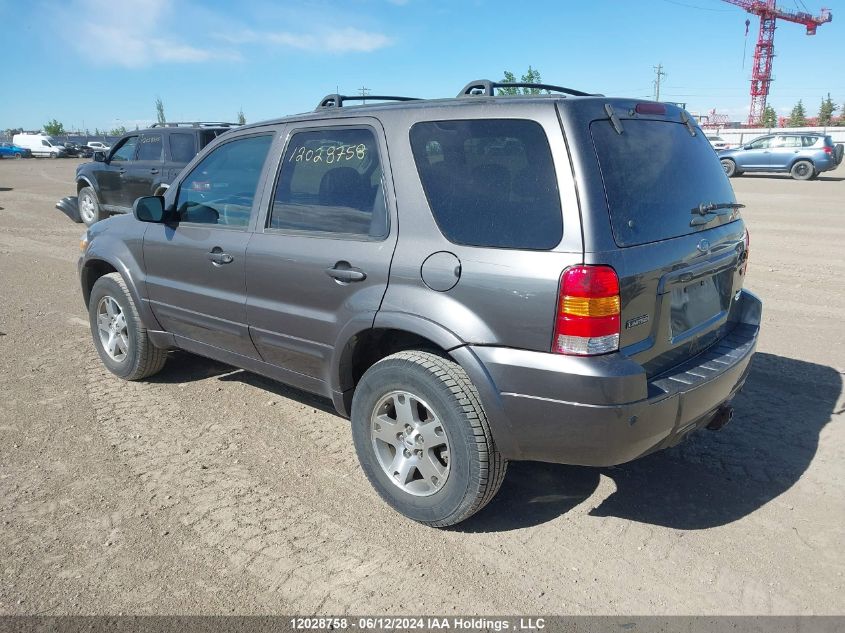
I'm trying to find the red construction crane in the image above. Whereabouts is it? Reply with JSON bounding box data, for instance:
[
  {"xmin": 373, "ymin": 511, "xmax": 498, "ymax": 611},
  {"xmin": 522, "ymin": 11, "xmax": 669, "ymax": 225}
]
[{"xmin": 722, "ymin": 0, "xmax": 832, "ymax": 126}]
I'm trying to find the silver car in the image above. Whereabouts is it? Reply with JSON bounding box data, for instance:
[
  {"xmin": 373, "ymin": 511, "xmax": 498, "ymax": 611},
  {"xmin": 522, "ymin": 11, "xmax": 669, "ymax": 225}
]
[{"xmin": 719, "ymin": 133, "xmax": 844, "ymax": 180}]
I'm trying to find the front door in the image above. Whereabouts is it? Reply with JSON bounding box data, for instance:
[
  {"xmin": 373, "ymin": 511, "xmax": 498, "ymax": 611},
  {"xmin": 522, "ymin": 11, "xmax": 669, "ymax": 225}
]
[
  {"xmin": 96, "ymin": 135, "xmax": 138, "ymax": 208},
  {"xmin": 143, "ymin": 132, "xmax": 276, "ymax": 358},
  {"xmin": 245, "ymin": 121, "xmax": 397, "ymax": 388},
  {"xmin": 125, "ymin": 131, "xmax": 165, "ymax": 205},
  {"xmin": 737, "ymin": 135, "xmax": 772, "ymax": 170}
]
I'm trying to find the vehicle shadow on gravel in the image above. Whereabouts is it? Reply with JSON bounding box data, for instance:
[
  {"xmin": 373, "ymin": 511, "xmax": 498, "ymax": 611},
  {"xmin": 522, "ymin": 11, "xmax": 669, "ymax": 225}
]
[
  {"xmin": 148, "ymin": 351, "xmax": 336, "ymax": 414},
  {"xmin": 458, "ymin": 352, "xmax": 841, "ymax": 532}
]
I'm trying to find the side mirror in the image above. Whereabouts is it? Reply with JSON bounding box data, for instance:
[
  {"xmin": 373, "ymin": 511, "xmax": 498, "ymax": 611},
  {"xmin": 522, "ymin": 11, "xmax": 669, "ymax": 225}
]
[
  {"xmin": 133, "ymin": 196, "xmax": 167, "ymax": 223},
  {"xmin": 93, "ymin": 151, "xmax": 106, "ymax": 162},
  {"xmin": 743, "ymin": 145, "xmax": 752, "ymax": 150}
]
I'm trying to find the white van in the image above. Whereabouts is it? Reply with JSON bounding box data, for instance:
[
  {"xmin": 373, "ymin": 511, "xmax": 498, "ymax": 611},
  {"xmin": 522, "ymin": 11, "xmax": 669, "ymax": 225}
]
[{"xmin": 12, "ymin": 133, "xmax": 67, "ymax": 158}]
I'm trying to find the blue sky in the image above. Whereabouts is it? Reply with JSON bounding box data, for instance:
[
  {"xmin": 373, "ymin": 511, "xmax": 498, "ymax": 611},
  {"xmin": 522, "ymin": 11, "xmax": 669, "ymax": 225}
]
[{"xmin": 1, "ymin": 0, "xmax": 843, "ymax": 131}]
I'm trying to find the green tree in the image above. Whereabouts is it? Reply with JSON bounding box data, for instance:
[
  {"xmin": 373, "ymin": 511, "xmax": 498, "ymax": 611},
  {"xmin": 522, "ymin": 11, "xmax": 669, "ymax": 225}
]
[
  {"xmin": 761, "ymin": 104, "xmax": 778, "ymax": 128},
  {"xmin": 237, "ymin": 108, "xmax": 246, "ymax": 125},
  {"xmin": 109, "ymin": 125, "xmax": 127, "ymax": 136},
  {"xmin": 43, "ymin": 119, "xmax": 65, "ymax": 136},
  {"xmin": 498, "ymin": 66, "xmax": 545, "ymax": 95},
  {"xmin": 94, "ymin": 128, "xmax": 101, "ymax": 136},
  {"xmin": 786, "ymin": 100, "xmax": 807, "ymax": 127},
  {"xmin": 817, "ymin": 93, "xmax": 836, "ymax": 126},
  {"xmin": 155, "ymin": 96, "xmax": 166, "ymax": 125}
]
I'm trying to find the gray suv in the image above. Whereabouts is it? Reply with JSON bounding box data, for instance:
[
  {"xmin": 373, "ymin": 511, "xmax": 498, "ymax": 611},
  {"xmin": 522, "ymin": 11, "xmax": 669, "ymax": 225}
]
[
  {"xmin": 78, "ymin": 80, "xmax": 761, "ymax": 527},
  {"xmin": 719, "ymin": 132, "xmax": 843, "ymax": 180}
]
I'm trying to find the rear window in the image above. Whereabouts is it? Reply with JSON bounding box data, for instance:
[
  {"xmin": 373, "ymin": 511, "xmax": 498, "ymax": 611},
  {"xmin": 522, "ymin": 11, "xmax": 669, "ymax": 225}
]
[
  {"xmin": 591, "ymin": 119, "xmax": 737, "ymax": 247},
  {"xmin": 410, "ymin": 119, "xmax": 562, "ymax": 250}
]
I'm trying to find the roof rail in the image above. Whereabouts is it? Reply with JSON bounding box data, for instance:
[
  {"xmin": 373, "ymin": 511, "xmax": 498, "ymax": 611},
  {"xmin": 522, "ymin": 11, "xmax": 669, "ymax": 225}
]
[
  {"xmin": 149, "ymin": 121, "xmax": 241, "ymax": 128},
  {"xmin": 316, "ymin": 94, "xmax": 420, "ymax": 110},
  {"xmin": 457, "ymin": 79, "xmax": 597, "ymax": 98}
]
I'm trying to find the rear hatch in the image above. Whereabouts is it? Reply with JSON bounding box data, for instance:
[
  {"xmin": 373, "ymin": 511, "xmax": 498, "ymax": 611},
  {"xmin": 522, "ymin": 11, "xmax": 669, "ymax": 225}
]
[{"xmin": 577, "ymin": 101, "xmax": 748, "ymax": 377}]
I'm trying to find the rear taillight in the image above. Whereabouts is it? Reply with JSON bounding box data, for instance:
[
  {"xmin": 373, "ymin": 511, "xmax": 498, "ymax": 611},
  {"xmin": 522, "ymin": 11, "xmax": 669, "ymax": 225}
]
[
  {"xmin": 823, "ymin": 146, "xmax": 833, "ymax": 155},
  {"xmin": 553, "ymin": 265, "xmax": 620, "ymax": 356}
]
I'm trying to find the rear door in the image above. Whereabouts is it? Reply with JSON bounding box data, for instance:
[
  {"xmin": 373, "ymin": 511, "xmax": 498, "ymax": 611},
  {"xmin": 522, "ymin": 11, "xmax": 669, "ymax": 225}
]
[
  {"xmin": 166, "ymin": 131, "xmax": 197, "ymax": 183},
  {"xmin": 584, "ymin": 107, "xmax": 748, "ymax": 376},
  {"xmin": 143, "ymin": 132, "xmax": 275, "ymax": 358},
  {"xmin": 769, "ymin": 135, "xmax": 802, "ymax": 170},
  {"xmin": 245, "ymin": 119, "xmax": 397, "ymax": 387}
]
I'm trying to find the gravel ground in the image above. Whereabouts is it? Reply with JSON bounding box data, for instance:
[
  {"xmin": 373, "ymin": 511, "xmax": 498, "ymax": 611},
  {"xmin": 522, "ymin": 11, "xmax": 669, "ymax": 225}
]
[{"xmin": 0, "ymin": 158, "xmax": 843, "ymax": 615}]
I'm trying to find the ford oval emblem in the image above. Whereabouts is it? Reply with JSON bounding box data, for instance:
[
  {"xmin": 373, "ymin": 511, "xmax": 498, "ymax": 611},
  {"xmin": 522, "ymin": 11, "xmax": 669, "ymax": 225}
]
[{"xmin": 697, "ymin": 239, "xmax": 711, "ymax": 253}]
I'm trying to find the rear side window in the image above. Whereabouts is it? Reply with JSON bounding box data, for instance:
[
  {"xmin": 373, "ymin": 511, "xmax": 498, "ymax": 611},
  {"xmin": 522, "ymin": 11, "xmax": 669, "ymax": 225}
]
[
  {"xmin": 269, "ymin": 128, "xmax": 387, "ymax": 238},
  {"xmin": 802, "ymin": 136, "xmax": 821, "ymax": 147},
  {"xmin": 169, "ymin": 133, "xmax": 196, "ymax": 163},
  {"xmin": 176, "ymin": 134, "xmax": 273, "ymax": 227},
  {"xmin": 591, "ymin": 119, "xmax": 737, "ymax": 247},
  {"xmin": 410, "ymin": 119, "xmax": 562, "ymax": 250},
  {"xmin": 137, "ymin": 134, "xmax": 163, "ymax": 161}
]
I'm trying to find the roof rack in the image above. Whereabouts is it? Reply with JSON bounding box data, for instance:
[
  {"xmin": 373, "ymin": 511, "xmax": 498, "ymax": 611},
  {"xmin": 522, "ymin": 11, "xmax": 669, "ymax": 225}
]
[
  {"xmin": 149, "ymin": 121, "xmax": 240, "ymax": 128},
  {"xmin": 457, "ymin": 79, "xmax": 597, "ymax": 98},
  {"xmin": 316, "ymin": 94, "xmax": 420, "ymax": 110}
]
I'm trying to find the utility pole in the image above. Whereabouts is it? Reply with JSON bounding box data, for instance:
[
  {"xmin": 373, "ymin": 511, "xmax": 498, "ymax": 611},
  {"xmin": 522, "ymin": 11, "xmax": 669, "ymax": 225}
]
[
  {"xmin": 653, "ymin": 64, "xmax": 666, "ymax": 101},
  {"xmin": 358, "ymin": 86, "xmax": 371, "ymax": 102}
]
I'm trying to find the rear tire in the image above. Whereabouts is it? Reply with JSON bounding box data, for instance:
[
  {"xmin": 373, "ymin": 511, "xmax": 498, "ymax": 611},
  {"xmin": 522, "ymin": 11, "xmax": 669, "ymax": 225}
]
[
  {"xmin": 721, "ymin": 158, "xmax": 738, "ymax": 178},
  {"xmin": 88, "ymin": 273, "xmax": 167, "ymax": 381},
  {"xmin": 790, "ymin": 160, "xmax": 814, "ymax": 181},
  {"xmin": 78, "ymin": 186, "xmax": 106, "ymax": 226},
  {"xmin": 351, "ymin": 350, "xmax": 507, "ymax": 527}
]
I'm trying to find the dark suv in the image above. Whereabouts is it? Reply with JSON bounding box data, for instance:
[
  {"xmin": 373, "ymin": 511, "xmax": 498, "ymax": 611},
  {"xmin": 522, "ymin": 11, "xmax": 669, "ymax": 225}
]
[
  {"xmin": 78, "ymin": 81, "xmax": 761, "ymax": 527},
  {"xmin": 62, "ymin": 123, "xmax": 237, "ymax": 226}
]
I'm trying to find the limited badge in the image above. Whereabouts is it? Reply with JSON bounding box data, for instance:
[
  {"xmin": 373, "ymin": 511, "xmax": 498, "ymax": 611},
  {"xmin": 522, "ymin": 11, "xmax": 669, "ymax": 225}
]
[{"xmin": 625, "ymin": 314, "xmax": 649, "ymax": 329}]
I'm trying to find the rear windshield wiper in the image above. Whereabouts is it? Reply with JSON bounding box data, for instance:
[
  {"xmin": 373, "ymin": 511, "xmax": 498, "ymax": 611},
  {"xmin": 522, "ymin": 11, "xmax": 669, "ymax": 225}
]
[{"xmin": 691, "ymin": 202, "xmax": 745, "ymax": 216}]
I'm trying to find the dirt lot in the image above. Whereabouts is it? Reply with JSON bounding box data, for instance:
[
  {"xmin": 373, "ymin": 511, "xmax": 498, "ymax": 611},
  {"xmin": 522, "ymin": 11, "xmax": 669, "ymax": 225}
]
[{"xmin": 1, "ymin": 158, "xmax": 843, "ymax": 616}]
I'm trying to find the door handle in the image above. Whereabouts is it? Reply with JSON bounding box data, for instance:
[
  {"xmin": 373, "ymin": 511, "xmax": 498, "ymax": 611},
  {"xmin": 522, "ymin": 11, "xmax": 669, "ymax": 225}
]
[
  {"xmin": 150, "ymin": 168, "xmax": 160, "ymax": 174},
  {"xmin": 325, "ymin": 262, "xmax": 366, "ymax": 283},
  {"xmin": 208, "ymin": 251, "xmax": 234, "ymax": 266},
  {"xmin": 118, "ymin": 168, "xmax": 126, "ymax": 174}
]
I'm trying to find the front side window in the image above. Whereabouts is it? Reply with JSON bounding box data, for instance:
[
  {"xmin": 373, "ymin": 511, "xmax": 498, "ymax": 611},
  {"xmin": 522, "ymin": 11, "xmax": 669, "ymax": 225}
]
[
  {"xmin": 137, "ymin": 134, "xmax": 163, "ymax": 161},
  {"xmin": 111, "ymin": 137, "xmax": 138, "ymax": 162},
  {"xmin": 748, "ymin": 136, "xmax": 771, "ymax": 150},
  {"xmin": 176, "ymin": 134, "xmax": 273, "ymax": 227},
  {"xmin": 410, "ymin": 119, "xmax": 562, "ymax": 250},
  {"xmin": 269, "ymin": 128, "xmax": 387, "ymax": 238}
]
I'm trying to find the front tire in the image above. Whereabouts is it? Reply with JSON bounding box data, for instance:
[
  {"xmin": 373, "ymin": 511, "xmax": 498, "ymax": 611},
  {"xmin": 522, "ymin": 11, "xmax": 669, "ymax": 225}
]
[
  {"xmin": 351, "ymin": 351, "xmax": 507, "ymax": 527},
  {"xmin": 13, "ymin": 152, "xmax": 21, "ymax": 159},
  {"xmin": 78, "ymin": 186, "xmax": 106, "ymax": 226},
  {"xmin": 790, "ymin": 160, "xmax": 814, "ymax": 181},
  {"xmin": 721, "ymin": 158, "xmax": 738, "ymax": 178},
  {"xmin": 88, "ymin": 272, "xmax": 167, "ymax": 380}
]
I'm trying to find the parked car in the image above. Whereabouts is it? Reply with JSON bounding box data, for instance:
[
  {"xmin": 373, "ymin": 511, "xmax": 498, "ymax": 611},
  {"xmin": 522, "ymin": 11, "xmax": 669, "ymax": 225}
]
[
  {"xmin": 705, "ymin": 133, "xmax": 731, "ymax": 150},
  {"xmin": 78, "ymin": 81, "xmax": 760, "ymax": 527},
  {"xmin": 0, "ymin": 142, "xmax": 31, "ymax": 159},
  {"xmin": 86, "ymin": 141, "xmax": 111, "ymax": 153},
  {"xmin": 62, "ymin": 142, "xmax": 93, "ymax": 158},
  {"xmin": 719, "ymin": 133, "xmax": 844, "ymax": 180},
  {"xmin": 58, "ymin": 123, "xmax": 237, "ymax": 226},
  {"xmin": 12, "ymin": 133, "xmax": 67, "ymax": 158}
]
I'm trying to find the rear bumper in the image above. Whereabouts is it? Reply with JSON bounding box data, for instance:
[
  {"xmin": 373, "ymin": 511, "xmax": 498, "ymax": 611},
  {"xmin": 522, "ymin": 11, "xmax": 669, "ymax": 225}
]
[{"xmin": 472, "ymin": 290, "xmax": 762, "ymax": 466}]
